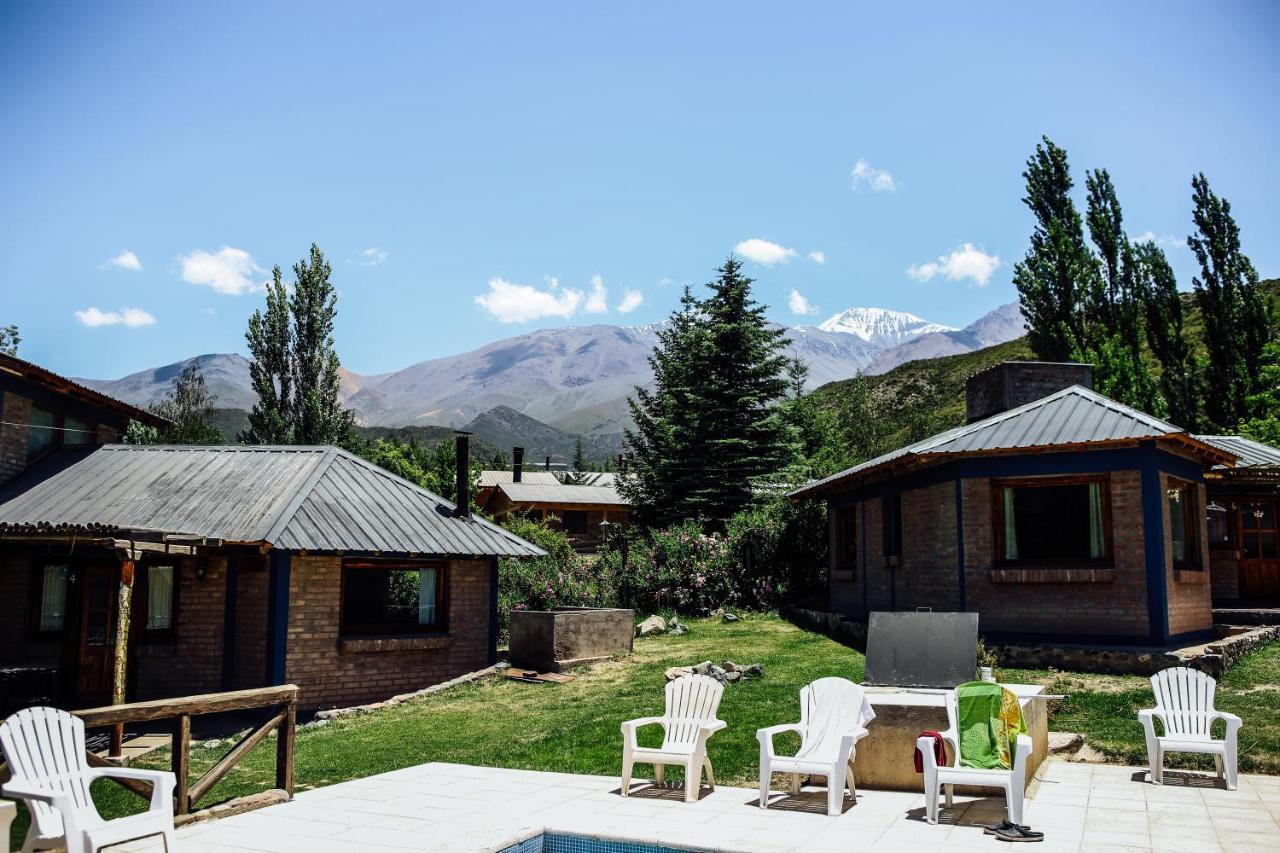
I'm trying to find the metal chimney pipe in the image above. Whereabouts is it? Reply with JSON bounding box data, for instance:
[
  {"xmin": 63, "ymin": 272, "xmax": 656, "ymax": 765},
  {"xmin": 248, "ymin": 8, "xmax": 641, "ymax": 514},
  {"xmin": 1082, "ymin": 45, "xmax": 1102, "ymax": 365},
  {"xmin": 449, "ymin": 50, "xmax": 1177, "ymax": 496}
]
[
  {"xmin": 513, "ymin": 447, "xmax": 524, "ymax": 483},
  {"xmin": 545, "ymin": 455, "xmax": 551, "ymax": 471},
  {"xmin": 454, "ymin": 432, "xmax": 471, "ymax": 518}
]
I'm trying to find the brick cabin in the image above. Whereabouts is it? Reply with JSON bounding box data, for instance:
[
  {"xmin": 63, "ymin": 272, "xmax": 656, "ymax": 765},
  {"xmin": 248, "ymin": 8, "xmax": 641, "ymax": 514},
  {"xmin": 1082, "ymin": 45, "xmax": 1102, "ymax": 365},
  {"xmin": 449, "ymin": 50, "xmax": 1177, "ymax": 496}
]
[
  {"xmin": 792, "ymin": 362, "xmax": 1240, "ymax": 646},
  {"xmin": 1193, "ymin": 434, "xmax": 1280, "ymax": 605},
  {"xmin": 0, "ymin": 366, "xmax": 542, "ymax": 712}
]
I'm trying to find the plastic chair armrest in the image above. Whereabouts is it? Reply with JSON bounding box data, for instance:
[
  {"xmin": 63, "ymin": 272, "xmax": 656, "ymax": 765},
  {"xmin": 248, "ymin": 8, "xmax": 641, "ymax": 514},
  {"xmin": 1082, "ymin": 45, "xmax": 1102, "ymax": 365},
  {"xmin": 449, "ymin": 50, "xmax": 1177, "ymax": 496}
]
[
  {"xmin": 621, "ymin": 716, "xmax": 666, "ymax": 748},
  {"xmin": 1138, "ymin": 708, "xmax": 1162, "ymax": 738},
  {"xmin": 92, "ymin": 767, "xmax": 177, "ymax": 812},
  {"xmin": 756, "ymin": 723, "xmax": 804, "ymax": 758},
  {"xmin": 1, "ymin": 781, "xmax": 75, "ymax": 813},
  {"xmin": 915, "ymin": 735, "xmax": 940, "ymax": 772}
]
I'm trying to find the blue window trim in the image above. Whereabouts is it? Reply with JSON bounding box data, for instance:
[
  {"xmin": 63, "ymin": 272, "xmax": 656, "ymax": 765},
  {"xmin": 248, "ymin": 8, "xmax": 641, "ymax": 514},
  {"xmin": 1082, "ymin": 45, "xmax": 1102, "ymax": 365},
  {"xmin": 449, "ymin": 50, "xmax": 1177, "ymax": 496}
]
[{"xmin": 265, "ymin": 550, "xmax": 291, "ymax": 685}]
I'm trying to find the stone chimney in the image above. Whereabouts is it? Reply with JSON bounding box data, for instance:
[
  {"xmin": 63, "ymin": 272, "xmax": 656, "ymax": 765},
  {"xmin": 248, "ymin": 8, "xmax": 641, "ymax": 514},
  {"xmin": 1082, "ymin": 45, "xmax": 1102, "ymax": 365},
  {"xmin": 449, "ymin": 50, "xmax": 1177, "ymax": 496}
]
[{"xmin": 965, "ymin": 361, "xmax": 1093, "ymax": 423}]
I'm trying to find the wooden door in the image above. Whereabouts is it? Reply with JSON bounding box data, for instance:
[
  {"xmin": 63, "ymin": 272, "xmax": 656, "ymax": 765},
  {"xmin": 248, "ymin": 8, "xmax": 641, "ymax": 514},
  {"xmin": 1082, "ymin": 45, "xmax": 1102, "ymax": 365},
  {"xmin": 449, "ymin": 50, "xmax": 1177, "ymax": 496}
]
[
  {"xmin": 1238, "ymin": 500, "xmax": 1280, "ymax": 601},
  {"xmin": 77, "ymin": 564, "xmax": 118, "ymax": 703}
]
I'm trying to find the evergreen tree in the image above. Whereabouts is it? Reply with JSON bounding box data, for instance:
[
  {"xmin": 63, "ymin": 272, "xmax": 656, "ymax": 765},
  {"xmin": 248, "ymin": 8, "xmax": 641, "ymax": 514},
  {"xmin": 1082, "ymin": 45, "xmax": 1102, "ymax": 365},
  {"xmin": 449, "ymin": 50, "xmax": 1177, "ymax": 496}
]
[
  {"xmin": 1134, "ymin": 242, "xmax": 1199, "ymax": 428},
  {"xmin": 1012, "ymin": 137, "xmax": 1092, "ymax": 361},
  {"xmin": 125, "ymin": 364, "xmax": 223, "ymax": 445},
  {"xmin": 562, "ymin": 437, "xmax": 590, "ymax": 484},
  {"xmin": 1238, "ymin": 343, "xmax": 1280, "ymax": 446},
  {"xmin": 1080, "ymin": 169, "xmax": 1162, "ymax": 413},
  {"xmin": 622, "ymin": 260, "xmax": 791, "ymax": 526},
  {"xmin": 1189, "ymin": 173, "xmax": 1273, "ymax": 428},
  {"xmin": 242, "ymin": 266, "xmax": 293, "ymax": 443},
  {"xmin": 0, "ymin": 324, "xmax": 19, "ymax": 356},
  {"xmin": 241, "ymin": 244, "xmax": 356, "ymax": 446}
]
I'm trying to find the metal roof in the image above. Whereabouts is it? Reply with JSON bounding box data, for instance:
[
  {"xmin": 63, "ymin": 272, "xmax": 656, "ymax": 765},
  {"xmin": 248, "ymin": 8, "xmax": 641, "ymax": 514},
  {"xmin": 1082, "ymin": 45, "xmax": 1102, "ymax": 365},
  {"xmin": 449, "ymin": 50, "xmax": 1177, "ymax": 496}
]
[
  {"xmin": 0, "ymin": 444, "xmax": 544, "ymax": 557},
  {"xmin": 477, "ymin": 470, "xmax": 561, "ymax": 487},
  {"xmin": 1196, "ymin": 435, "xmax": 1280, "ymax": 470},
  {"xmin": 496, "ymin": 481, "xmax": 629, "ymax": 507},
  {"xmin": 0, "ymin": 352, "xmax": 169, "ymax": 428},
  {"xmin": 791, "ymin": 385, "xmax": 1236, "ymax": 499}
]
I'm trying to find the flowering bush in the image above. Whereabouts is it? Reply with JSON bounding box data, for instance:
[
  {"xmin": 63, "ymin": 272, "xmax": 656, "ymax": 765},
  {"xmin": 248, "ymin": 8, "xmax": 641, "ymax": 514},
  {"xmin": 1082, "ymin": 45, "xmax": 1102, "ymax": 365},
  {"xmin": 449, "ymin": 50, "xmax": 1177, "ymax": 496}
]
[{"xmin": 497, "ymin": 516, "xmax": 617, "ymax": 634}]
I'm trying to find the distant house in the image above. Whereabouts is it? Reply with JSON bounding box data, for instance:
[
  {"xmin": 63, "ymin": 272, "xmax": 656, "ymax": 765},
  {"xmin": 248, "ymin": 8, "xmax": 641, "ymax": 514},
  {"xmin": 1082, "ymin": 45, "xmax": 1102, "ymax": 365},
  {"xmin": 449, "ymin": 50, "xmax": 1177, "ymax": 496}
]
[
  {"xmin": 791, "ymin": 361, "xmax": 1239, "ymax": 646},
  {"xmin": 0, "ymin": 356, "xmax": 542, "ymax": 712},
  {"xmin": 1194, "ymin": 435, "xmax": 1280, "ymax": 604}
]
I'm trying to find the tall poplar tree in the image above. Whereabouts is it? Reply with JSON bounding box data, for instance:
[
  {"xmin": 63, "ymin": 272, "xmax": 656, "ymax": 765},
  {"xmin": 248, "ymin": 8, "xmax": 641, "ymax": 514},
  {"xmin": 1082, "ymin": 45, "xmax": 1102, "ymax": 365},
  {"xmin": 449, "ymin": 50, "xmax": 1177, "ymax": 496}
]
[
  {"xmin": 622, "ymin": 260, "xmax": 791, "ymax": 526},
  {"xmin": 1012, "ymin": 137, "xmax": 1092, "ymax": 362},
  {"xmin": 1188, "ymin": 174, "xmax": 1273, "ymax": 428},
  {"xmin": 241, "ymin": 244, "xmax": 355, "ymax": 446},
  {"xmin": 1134, "ymin": 242, "xmax": 1198, "ymax": 429},
  {"xmin": 126, "ymin": 363, "xmax": 223, "ymax": 445}
]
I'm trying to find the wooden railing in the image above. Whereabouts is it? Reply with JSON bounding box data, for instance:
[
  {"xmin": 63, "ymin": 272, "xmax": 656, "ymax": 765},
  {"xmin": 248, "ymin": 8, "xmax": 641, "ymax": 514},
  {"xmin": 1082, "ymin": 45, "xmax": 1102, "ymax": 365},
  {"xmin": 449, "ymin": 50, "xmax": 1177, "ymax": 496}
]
[{"xmin": 73, "ymin": 684, "xmax": 298, "ymax": 824}]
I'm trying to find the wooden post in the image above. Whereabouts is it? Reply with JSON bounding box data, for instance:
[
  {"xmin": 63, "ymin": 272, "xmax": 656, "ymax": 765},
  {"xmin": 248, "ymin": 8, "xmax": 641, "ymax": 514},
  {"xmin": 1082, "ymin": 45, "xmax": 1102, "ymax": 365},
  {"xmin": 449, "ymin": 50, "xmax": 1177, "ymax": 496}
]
[
  {"xmin": 275, "ymin": 697, "xmax": 296, "ymax": 798},
  {"xmin": 110, "ymin": 559, "xmax": 136, "ymax": 757},
  {"xmin": 172, "ymin": 713, "xmax": 191, "ymax": 816}
]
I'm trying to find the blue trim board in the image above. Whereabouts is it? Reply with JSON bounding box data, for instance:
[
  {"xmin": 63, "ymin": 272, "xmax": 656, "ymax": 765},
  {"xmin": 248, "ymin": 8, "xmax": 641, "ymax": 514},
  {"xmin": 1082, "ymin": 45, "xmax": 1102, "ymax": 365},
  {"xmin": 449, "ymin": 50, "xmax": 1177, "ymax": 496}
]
[
  {"xmin": 860, "ymin": 501, "xmax": 869, "ymax": 620},
  {"xmin": 954, "ymin": 479, "xmax": 966, "ymax": 611},
  {"xmin": 1139, "ymin": 448, "xmax": 1170, "ymax": 644},
  {"xmin": 221, "ymin": 551, "xmax": 239, "ymax": 691},
  {"xmin": 265, "ymin": 550, "xmax": 291, "ymax": 685}
]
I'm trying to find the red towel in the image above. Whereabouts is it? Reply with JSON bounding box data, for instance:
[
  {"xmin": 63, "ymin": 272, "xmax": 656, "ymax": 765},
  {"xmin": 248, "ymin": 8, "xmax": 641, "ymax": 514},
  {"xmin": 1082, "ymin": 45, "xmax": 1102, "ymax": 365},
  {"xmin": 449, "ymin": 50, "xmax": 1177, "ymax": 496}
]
[{"xmin": 915, "ymin": 730, "xmax": 945, "ymax": 773}]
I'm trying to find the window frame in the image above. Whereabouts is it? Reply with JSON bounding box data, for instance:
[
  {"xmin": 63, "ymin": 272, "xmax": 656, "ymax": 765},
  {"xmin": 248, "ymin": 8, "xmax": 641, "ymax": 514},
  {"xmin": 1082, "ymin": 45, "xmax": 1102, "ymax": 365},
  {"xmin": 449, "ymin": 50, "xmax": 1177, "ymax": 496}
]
[
  {"xmin": 339, "ymin": 558, "xmax": 449, "ymax": 638},
  {"xmin": 990, "ymin": 475, "xmax": 1113, "ymax": 568},
  {"xmin": 24, "ymin": 405, "xmax": 98, "ymax": 463},
  {"xmin": 833, "ymin": 504, "xmax": 858, "ymax": 575},
  {"xmin": 1166, "ymin": 479, "xmax": 1203, "ymax": 571},
  {"xmin": 560, "ymin": 510, "xmax": 589, "ymax": 535},
  {"xmin": 882, "ymin": 493, "xmax": 902, "ymax": 565},
  {"xmin": 138, "ymin": 562, "xmax": 180, "ymax": 643},
  {"xmin": 27, "ymin": 562, "xmax": 71, "ymax": 638}
]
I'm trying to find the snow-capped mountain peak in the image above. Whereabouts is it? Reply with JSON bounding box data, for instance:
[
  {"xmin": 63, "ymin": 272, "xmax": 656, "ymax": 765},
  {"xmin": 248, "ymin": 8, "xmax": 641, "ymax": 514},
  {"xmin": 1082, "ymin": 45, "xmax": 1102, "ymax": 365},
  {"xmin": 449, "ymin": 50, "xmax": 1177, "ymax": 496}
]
[{"xmin": 816, "ymin": 306, "xmax": 958, "ymax": 347}]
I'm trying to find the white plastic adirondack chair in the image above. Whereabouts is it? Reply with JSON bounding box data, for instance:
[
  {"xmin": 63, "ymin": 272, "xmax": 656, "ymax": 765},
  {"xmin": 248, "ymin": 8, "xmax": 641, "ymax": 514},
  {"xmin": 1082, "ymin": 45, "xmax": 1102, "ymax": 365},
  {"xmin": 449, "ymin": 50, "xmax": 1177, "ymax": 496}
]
[
  {"xmin": 1139, "ymin": 667, "xmax": 1241, "ymax": 790},
  {"xmin": 620, "ymin": 674, "xmax": 726, "ymax": 803},
  {"xmin": 916, "ymin": 689, "xmax": 1031, "ymax": 826},
  {"xmin": 0, "ymin": 707, "xmax": 177, "ymax": 853},
  {"xmin": 756, "ymin": 677, "xmax": 874, "ymax": 816}
]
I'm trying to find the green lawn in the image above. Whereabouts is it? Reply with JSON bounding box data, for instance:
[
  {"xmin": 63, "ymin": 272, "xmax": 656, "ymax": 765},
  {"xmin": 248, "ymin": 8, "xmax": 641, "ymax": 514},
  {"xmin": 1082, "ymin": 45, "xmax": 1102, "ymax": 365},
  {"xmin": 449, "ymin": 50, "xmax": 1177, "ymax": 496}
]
[{"xmin": 10, "ymin": 614, "xmax": 1280, "ymax": 847}]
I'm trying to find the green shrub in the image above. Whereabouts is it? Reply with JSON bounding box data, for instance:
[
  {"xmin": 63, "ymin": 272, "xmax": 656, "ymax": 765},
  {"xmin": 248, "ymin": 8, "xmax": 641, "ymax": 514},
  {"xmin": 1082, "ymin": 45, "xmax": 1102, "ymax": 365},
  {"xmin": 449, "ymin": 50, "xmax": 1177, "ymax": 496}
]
[{"xmin": 497, "ymin": 516, "xmax": 616, "ymax": 634}]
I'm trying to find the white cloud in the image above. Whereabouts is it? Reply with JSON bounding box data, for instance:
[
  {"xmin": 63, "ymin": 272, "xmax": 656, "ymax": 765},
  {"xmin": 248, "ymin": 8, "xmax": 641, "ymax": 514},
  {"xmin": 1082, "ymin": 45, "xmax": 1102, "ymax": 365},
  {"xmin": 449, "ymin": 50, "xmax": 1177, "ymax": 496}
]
[
  {"xmin": 474, "ymin": 277, "xmax": 584, "ymax": 323},
  {"xmin": 1134, "ymin": 231, "xmax": 1186, "ymax": 250},
  {"xmin": 907, "ymin": 243, "xmax": 1002, "ymax": 287},
  {"xmin": 788, "ymin": 289, "xmax": 819, "ymax": 316},
  {"xmin": 658, "ymin": 277, "xmax": 675, "ymax": 286},
  {"xmin": 178, "ymin": 246, "xmax": 265, "ymax": 295},
  {"xmin": 585, "ymin": 275, "xmax": 608, "ymax": 314},
  {"xmin": 807, "ymin": 250, "xmax": 825, "ymax": 265},
  {"xmin": 851, "ymin": 159, "xmax": 896, "ymax": 192},
  {"xmin": 104, "ymin": 250, "xmax": 142, "ymax": 271},
  {"xmin": 734, "ymin": 238, "xmax": 798, "ymax": 266},
  {"xmin": 617, "ymin": 290, "xmax": 644, "ymax": 314},
  {"xmin": 74, "ymin": 307, "xmax": 156, "ymax": 328},
  {"xmin": 358, "ymin": 247, "xmax": 389, "ymax": 266}
]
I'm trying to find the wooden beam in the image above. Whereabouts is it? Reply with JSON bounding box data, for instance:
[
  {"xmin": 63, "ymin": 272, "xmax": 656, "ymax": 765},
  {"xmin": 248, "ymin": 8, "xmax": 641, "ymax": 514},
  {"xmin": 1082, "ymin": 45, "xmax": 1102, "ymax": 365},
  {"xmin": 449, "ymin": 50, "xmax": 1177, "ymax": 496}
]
[
  {"xmin": 188, "ymin": 709, "xmax": 285, "ymax": 806},
  {"xmin": 172, "ymin": 714, "xmax": 191, "ymax": 815},
  {"xmin": 74, "ymin": 684, "xmax": 300, "ymax": 727},
  {"xmin": 110, "ymin": 559, "xmax": 136, "ymax": 757}
]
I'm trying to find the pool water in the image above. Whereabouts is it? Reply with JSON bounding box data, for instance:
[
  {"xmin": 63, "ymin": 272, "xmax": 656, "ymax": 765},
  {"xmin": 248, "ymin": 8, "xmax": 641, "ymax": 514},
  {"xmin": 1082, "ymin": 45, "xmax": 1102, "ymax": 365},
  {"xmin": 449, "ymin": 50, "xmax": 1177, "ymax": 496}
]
[{"xmin": 500, "ymin": 832, "xmax": 701, "ymax": 853}]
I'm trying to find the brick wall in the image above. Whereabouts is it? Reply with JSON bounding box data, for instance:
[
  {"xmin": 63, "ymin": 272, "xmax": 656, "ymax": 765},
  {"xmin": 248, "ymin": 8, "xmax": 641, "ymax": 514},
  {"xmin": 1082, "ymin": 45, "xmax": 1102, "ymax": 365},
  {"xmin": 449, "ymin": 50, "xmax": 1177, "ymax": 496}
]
[
  {"xmin": 135, "ymin": 556, "xmax": 226, "ymax": 700},
  {"xmin": 827, "ymin": 502, "xmax": 860, "ymax": 614},
  {"xmin": 0, "ymin": 391, "xmax": 32, "ymax": 488},
  {"xmin": 1210, "ymin": 551, "xmax": 1240, "ymax": 602},
  {"xmin": 1163, "ymin": 475, "xmax": 1214, "ymax": 637},
  {"xmin": 232, "ymin": 557, "xmax": 269, "ymax": 690},
  {"xmin": 863, "ymin": 498, "xmax": 892, "ymax": 612},
  {"xmin": 283, "ymin": 556, "xmax": 494, "ymax": 710},
  {"xmin": 0, "ymin": 552, "xmax": 61, "ymax": 666},
  {"xmin": 898, "ymin": 482, "xmax": 960, "ymax": 612}
]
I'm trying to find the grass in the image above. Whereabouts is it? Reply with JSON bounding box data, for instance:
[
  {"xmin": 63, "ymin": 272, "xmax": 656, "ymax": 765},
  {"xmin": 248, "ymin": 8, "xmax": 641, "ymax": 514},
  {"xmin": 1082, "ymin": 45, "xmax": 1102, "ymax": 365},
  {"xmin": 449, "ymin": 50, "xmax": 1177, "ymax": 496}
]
[{"xmin": 10, "ymin": 614, "xmax": 1280, "ymax": 847}]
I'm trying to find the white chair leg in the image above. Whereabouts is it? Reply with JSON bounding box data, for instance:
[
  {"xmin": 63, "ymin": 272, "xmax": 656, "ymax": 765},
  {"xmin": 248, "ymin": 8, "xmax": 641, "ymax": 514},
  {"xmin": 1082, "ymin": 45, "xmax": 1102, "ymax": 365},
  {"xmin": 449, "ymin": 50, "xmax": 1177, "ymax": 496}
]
[
  {"xmin": 620, "ymin": 754, "xmax": 634, "ymax": 796},
  {"xmin": 162, "ymin": 829, "xmax": 177, "ymax": 853},
  {"xmin": 703, "ymin": 756, "xmax": 715, "ymax": 790},
  {"xmin": 944, "ymin": 782, "xmax": 954, "ymax": 808},
  {"xmin": 654, "ymin": 763, "xmax": 664, "ymax": 786},
  {"xmin": 759, "ymin": 769, "xmax": 771, "ymax": 809},
  {"xmin": 923, "ymin": 768, "xmax": 939, "ymax": 825},
  {"xmin": 846, "ymin": 764, "xmax": 857, "ymax": 806},
  {"xmin": 1214, "ymin": 754, "xmax": 1224, "ymax": 778},
  {"xmin": 1007, "ymin": 777, "xmax": 1025, "ymax": 826},
  {"xmin": 790, "ymin": 773, "xmax": 801, "ymax": 795},
  {"xmin": 684, "ymin": 758, "xmax": 700, "ymax": 803},
  {"xmin": 827, "ymin": 771, "xmax": 844, "ymax": 816},
  {"xmin": 1224, "ymin": 749, "xmax": 1238, "ymax": 791},
  {"xmin": 1152, "ymin": 745, "xmax": 1163, "ymax": 786}
]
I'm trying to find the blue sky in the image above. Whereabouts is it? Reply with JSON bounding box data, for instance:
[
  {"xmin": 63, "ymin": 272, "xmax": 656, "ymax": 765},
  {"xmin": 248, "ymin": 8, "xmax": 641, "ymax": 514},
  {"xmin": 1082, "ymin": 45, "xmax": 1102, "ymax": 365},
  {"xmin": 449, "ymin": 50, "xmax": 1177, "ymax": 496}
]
[{"xmin": 2, "ymin": 2, "xmax": 1278, "ymax": 379}]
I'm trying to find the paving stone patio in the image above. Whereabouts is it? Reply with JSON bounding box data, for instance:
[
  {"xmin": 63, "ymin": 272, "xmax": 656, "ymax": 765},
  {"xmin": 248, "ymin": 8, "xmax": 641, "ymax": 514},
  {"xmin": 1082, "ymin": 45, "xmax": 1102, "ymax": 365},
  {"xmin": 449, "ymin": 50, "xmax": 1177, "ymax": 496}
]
[{"xmin": 119, "ymin": 760, "xmax": 1280, "ymax": 852}]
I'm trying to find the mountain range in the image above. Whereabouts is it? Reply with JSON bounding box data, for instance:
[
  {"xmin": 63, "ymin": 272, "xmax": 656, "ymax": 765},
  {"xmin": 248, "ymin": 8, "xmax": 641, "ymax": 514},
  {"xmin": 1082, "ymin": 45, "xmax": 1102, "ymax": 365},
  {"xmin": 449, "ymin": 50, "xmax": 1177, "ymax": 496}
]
[{"xmin": 77, "ymin": 302, "xmax": 1026, "ymax": 455}]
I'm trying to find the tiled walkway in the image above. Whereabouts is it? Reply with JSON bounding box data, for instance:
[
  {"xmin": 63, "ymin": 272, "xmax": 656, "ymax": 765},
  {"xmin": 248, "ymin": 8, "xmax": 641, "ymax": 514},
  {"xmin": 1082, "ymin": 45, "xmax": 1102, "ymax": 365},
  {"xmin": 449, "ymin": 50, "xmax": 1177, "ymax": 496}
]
[{"xmin": 124, "ymin": 760, "xmax": 1280, "ymax": 852}]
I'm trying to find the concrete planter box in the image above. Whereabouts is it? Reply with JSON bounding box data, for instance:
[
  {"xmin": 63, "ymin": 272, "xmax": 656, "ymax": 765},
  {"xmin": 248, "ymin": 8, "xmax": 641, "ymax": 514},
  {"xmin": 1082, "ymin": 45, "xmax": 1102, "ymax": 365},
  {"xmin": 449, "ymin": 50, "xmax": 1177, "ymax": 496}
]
[{"xmin": 509, "ymin": 607, "xmax": 635, "ymax": 673}]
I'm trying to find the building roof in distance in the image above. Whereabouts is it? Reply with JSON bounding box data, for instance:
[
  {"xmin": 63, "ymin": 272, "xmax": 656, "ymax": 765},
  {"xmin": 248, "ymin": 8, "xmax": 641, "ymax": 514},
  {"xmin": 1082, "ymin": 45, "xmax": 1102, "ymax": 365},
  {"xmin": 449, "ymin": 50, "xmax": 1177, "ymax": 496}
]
[
  {"xmin": 1196, "ymin": 434, "xmax": 1280, "ymax": 470},
  {"xmin": 496, "ymin": 481, "xmax": 629, "ymax": 507},
  {"xmin": 477, "ymin": 470, "xmax": 561, "ymax": 488}
]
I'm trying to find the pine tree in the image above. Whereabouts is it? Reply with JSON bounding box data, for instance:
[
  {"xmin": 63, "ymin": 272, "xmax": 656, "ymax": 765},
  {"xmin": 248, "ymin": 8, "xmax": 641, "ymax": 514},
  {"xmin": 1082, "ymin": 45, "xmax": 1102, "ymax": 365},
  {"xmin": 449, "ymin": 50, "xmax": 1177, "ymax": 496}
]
[
  {"xmin": 126, "ymin": 363, "xmax": 223, "ymax": 445},
  {"xmin": 1012, "ymin": 137, "xmax": 1092, "ymax": 361},
  {"xmin": 562, "ymin": 437, "xmax": 590, "ymax": 484},
  {"xmin": 0, "ymin": 324, "xmax": 19, "ymax": 356},
  {"xmin": 622, "ymin": 260, "xmax": 791, "ymax": 526},
  {"xmin": 241, "ymin": 244, "xmax": 356, "ymax": 446},
  {"xmin": 1134, "ymin": 242, "xmax": 1198, "ymax": 429},
  {"xmin": 1189, "ymin": 173, "xmax": 1273, "ymax": 428},
  {"xmin": 242, "ymin": 267, "xmax": 293, "ymax": 443}
]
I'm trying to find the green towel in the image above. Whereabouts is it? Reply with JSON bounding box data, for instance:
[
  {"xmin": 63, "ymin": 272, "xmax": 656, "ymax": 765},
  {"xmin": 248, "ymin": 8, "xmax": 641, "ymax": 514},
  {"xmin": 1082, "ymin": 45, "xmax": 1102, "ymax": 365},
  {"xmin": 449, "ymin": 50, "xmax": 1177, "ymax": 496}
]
[{"xmin": 956, "ymin": 681, "xmax": 1026, "ymax": 770}]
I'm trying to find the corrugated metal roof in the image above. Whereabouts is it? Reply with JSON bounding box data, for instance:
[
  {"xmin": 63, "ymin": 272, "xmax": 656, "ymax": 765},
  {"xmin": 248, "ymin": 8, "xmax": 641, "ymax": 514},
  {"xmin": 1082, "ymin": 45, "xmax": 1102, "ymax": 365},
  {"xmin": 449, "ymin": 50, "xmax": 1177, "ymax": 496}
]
[
  {"xmin": 497, "ymin": 482, "xmax": 629, "ymax": 507},
  {"xmin": 477, "ymin": 470, "xmax": 561, "ymax": 487},
  {"xmin": 0, "ymin": 444, "xmax": 544, "ymax": 557},
  {"xmin": 792, "ymin": 385, "xmax": 1234, "ymax": 499},
  {"xmin": 1196, "ymin": 435, "xmax": 1280, "ymax": 469}
]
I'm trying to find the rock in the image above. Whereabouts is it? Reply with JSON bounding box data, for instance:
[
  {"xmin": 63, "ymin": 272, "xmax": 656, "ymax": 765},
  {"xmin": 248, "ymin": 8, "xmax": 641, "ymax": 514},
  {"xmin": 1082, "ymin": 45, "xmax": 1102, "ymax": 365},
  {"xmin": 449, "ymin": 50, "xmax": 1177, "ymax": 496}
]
[
  {"xmin": 495, "ymin": 661, "xmax": 512, "ymax": 671},
  {"xmin": 740, "ymin": 663, "xmax": 763, "ymax": 679},
  {"xmin": 201, "ymin": 739, "xmax": 222, "ymax": 750},
  {"xmin": 691, "ymin": 660, "xmax": 715, "ymax": 676},
  {"xmin": 721, "ymin": 660, "xmax": 739, "ymax": 673},
  {"xmin": 665, "ymin": 666, "xmax": 695, "ymax": 682},
  {"xmin": 636, "ymin": 615, "xmax": 667, "ymax": 637},
  {"xmin": 725, "ymin": 671, "xmax": 741, "ymax": 683},
  {"xmin": 708, "ymin": 665, "xmax": 728, "ymax": 684},
  {"xmin": 668, "ymin": 618, "xmax": 688, "ymax": 636},
  {"xmin": 1047, "ymin": 732, "xmax": 1083, "ymax": 755},
  {"xmin": 300, "ymin": 719, "xmax": 330, "ymax": 730},
  {"xmin": 723, "ymin": 612, "xmax": 739, "ymax": 623}
]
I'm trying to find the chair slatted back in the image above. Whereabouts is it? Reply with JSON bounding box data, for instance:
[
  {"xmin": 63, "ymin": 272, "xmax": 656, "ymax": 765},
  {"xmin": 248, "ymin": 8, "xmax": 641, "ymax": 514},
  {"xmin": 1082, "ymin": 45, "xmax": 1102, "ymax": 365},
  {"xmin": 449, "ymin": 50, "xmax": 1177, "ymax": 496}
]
[
  {"xmin": 1151, "ymin": 667, "xmax": 1217, "ymax": 740},
  {"xmin": 661, "ymin": 674, "xmax": 723, "ymax": 749},
  {"xmin": 0, "ymin": 707, "xmax": 93, "ymax": 837},
  {"xmin": 798, "ymin": 677, "xmax": 866, "ymax": 759}
]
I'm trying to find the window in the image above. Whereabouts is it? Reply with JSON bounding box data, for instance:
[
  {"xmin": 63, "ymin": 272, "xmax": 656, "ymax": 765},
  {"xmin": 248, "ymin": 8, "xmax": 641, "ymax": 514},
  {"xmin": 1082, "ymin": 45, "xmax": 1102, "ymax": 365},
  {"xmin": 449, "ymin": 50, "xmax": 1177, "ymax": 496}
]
[
  {"xmin": 833, "ymin": 505, "xmax": 857, "ymax": 573},
  {"xmin": 26, "ymin": 406, "xmax": 57, "ymax": 460},
  {"xmin": 1240, "ymin": 501, "xmax": 1278, "ymax": 561},
  {"xmin": 64, "ymin": 416, "xmax": 92, "ymax": 446},
  {"xmin": 1207, "ymin": 501, "xmax": 1234, "ymax": 549},
  {"xmin": 341, "ymin": 560, "xmax": 446, "ymax": 636},
  {"xmin": 561, "ymin": 510, "xmax": 588, "ymax": 535},
  {"xmin": 993, "ymin": 477, "xmax": 1109, "ymax": 564},
  {"xmin": 882, "ymin": 494, "xmax": 902, "ymax": 564},
  {"xmin": 1166, "ymin": 481, "xmax": 1202, "ymax": 570},
  {"xmin": 145, "ymin": 565, "xmax": 176, "ymax": 631},
  {"xmin": 33, "ymin": 564, "xmax": 69, "ymax": 633}
]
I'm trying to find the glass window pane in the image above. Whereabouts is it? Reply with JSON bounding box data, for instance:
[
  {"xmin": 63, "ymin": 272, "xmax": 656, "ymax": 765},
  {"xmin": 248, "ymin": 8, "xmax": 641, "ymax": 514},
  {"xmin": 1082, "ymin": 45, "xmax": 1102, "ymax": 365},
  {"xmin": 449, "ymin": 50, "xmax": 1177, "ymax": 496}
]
[
  {"xmin": 1168, "ymin": 489, "xmax": 1187, "ymax": 563},
  {"xmin": 146, "ymin": 566, "xmax": 175, "ymax": 630},
  {"xmin": 1006, "ymin": 482, "xmax": 1102, "ymax": 561},
  {"xmin": 418, "ymin": 568, "xmax": 438, "ymax": 625},
  {"xmin": 1259, "ymin": 503, "xmax": 1276, "ymax": 530},
  {"xmin": 343, "ymin": 565, "xmax": 443, "ymax": 633},
  {"xmin": 1263, "ymin": 533, "xmax": 1278, "ymax": 559},
  {"xmin": 39, "ymin": 565, "xmax": 68, "ymax": 632},
  {"xmin": 26, "ymin": 407, "xmax": 56, "ymax": 459},
  {"xmin": 1244, "ymin": 533, "xmax": 1261, "ymax": 559},
  {"xmin": 64, "ymin": 416, "xmax": 92, "ymax": 446}
]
